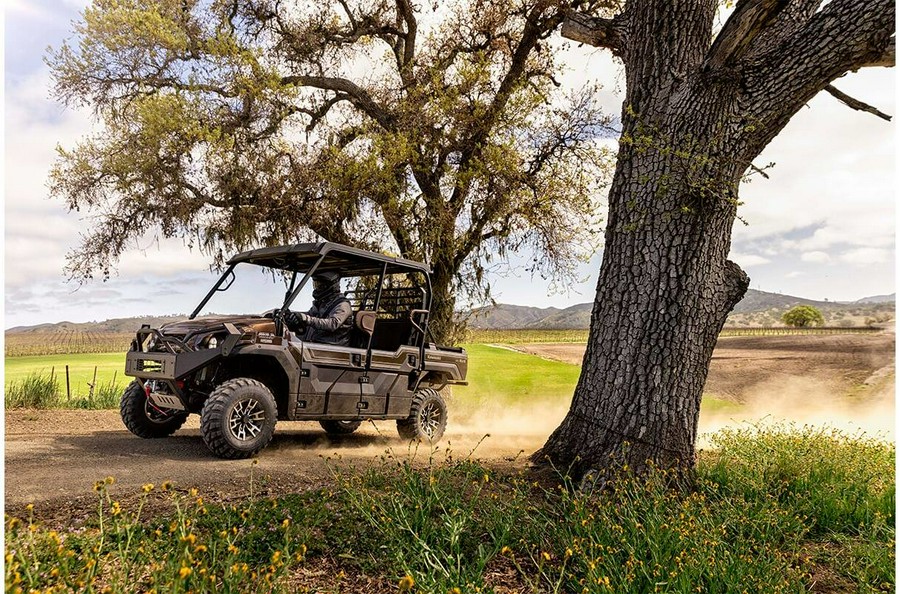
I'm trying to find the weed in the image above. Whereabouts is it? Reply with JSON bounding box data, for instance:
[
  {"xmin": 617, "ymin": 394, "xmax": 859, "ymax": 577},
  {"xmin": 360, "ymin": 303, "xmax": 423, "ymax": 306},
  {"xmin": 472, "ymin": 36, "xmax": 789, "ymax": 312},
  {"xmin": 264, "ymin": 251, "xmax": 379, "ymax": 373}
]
[{"xmin": 5, "ymin": 371, "xmax": 60, "ymax": 408}]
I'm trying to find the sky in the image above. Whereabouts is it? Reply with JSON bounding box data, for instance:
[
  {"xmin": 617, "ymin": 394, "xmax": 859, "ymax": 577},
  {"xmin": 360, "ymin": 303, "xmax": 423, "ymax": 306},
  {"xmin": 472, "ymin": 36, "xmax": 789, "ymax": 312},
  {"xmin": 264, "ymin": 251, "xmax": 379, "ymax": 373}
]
[{"xmin": 3, "ymin": 1, "xmax": 896, "ymax": 329}]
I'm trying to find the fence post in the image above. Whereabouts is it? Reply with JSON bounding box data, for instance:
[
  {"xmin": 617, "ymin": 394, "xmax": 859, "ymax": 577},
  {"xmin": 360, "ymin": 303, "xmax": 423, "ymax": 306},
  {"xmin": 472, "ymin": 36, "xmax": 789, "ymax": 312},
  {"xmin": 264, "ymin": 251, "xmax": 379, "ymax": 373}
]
[
  {"xmin": 89, "ymin": 366, "xmax": 98, "ymax": 401},
  {"xmin": 66, "ymin": 365, "xmax": 71, "ymax": 401}
]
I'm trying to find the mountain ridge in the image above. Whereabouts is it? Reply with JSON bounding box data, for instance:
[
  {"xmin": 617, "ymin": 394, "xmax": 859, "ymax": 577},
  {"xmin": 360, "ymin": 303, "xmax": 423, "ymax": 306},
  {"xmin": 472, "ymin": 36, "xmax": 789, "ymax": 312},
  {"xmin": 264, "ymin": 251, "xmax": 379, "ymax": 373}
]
[
  {"xmin": 468, "ymin": 289, "xmax": 895, "ymax": 329},
  {"xmin": 6, "ymin": 290, "xmax": 895, "ymax": 333}
]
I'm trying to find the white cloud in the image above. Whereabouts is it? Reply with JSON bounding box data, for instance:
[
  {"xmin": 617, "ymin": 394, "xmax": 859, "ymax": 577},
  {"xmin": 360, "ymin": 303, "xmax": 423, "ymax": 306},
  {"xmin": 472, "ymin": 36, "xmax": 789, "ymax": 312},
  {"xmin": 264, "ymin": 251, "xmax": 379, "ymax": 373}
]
[
  {"xmin": 730, "ymin": 253, "xmax": 770, "ymax": 267},
  {"xmin": 838, "ymin": 247, "xmax": 891, "ymax": 265},
  {"xmin": 5, "ymin": 0, "xmax": 52, "ymax": 20},
  {"xmin": 116, "ymin": 238, "xmax": 215, "ymax": 277},
  {"xmin": 801, "ymin": 251, "xmax": 831, "ymax": 263},
  {"xmin": 5, "ymin": 68, "xmax": 95, "ymax": 287},
  {"xmin": 734, "ymin": 68, "xmax": 895, "ymax": 260}
]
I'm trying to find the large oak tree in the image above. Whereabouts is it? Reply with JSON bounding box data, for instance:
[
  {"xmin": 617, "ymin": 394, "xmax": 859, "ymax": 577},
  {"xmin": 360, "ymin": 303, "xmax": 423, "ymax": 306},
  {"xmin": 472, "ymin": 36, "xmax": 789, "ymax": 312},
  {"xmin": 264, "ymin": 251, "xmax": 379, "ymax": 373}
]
[
  {"xmin": 48, "ymin": 0, "xmax": 611, "ymax": 343},
  {"xmin": 534, "ymin": 0, "xmax": 894, "ymax": 479}
]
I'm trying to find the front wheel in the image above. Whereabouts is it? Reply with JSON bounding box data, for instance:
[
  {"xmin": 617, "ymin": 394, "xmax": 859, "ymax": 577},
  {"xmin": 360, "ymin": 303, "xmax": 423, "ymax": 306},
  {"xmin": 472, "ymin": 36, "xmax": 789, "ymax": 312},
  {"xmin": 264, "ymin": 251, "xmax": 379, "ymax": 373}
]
[
  {"xmin": 200, "ymin": 378, "xmax": 277, "ymax": 459},
  {"xmin": 397, "ymin": 388, "xmax": 447, "ymax": 442},
  {"xmin": 319, "ymin": 420, "xmax": 362, "ymax": 435},
  {"xmin": 120, "ymin": 380, "xmax": 188, "ymax": 438}
]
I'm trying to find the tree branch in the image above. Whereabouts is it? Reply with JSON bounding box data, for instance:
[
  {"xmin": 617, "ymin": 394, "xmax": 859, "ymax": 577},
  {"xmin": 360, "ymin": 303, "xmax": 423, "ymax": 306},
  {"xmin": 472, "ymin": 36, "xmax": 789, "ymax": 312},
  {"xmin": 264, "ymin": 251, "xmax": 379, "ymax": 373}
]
[
  {"xmin": 281, "ymin": 75, "xmax": 394, "ymax": 129},
  {"xmin": 743, "ymin": 0, "xmax": 894, "ymax": 149},
  {"xmin": 560, "ymin": 10, "xmax": 626, "ymax": 55},
  {"xmin": 744, "ymin": 0, "xmax": 822, "ymax": 62},
  {"xmin": 396, "ymin": 0, "xmax": 417, "ymax": 82},
  {"xmin": 449, "ymin": 1, "xmax": 566, "ymax": 214},
  {"xmin": 824, "ymin": 84, "xmax": 892, "ymax": 121},
  {"xmin": 704, "ymin": 0, "xmax": 789, "ymax": 71}
]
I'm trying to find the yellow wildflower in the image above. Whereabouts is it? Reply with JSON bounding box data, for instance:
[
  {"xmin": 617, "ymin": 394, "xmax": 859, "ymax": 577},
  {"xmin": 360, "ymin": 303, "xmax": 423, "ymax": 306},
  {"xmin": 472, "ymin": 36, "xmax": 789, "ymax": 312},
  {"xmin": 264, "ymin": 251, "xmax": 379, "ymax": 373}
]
[{"xmin": 398, "ymin": 575, "xmax": 415, "ymax": 591}]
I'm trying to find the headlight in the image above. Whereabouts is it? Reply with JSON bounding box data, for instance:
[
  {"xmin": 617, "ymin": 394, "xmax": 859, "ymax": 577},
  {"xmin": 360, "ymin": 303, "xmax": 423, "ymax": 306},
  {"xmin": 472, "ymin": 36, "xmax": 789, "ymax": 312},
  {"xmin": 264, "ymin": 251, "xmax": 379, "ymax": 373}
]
[{"xmin": 207, "ymin": 336, "xmax": 218, "ymax": 349}]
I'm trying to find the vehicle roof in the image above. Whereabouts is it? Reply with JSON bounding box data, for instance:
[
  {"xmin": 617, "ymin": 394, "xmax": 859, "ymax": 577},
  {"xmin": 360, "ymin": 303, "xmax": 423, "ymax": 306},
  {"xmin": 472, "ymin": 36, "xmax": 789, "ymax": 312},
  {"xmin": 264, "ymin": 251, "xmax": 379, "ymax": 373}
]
[{"xmin": 227, "ymin": 242, "xmax": 431, "ymax": 276}]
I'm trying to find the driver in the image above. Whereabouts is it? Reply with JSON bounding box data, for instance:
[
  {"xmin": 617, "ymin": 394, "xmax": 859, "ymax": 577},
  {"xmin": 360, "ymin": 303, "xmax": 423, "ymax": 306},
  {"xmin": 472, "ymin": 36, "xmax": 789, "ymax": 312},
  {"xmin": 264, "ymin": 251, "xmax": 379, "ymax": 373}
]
[{"xmin": 284, "ymin": 271, "xmax": 353, "ymax": 346}]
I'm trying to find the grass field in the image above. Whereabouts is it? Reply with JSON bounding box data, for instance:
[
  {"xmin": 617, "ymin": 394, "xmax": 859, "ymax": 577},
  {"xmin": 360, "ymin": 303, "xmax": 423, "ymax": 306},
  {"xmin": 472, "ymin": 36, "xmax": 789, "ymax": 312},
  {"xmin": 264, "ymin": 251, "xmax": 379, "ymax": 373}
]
[
  {"xmin": 6, "ymin": 426, "xmax": 894, "ymax": 593},
  {"xmin": 455, "ymin": 344, "xmax": 582, "ymax": 403},
  {"xmin": 5, "ymin": 353, "xmax": 127, "ymax": 394},
  {"xmin": 4, "ymin": 344, "xmax": 739, "ymax": 413}
]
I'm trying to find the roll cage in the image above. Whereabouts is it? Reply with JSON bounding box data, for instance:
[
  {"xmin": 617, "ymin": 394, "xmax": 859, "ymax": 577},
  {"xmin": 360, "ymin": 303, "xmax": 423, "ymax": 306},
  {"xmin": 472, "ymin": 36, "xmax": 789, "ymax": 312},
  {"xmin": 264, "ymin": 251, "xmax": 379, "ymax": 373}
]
[{"xmin": 189, "ymin": 242, "xmax": 435, "ymax": 359}]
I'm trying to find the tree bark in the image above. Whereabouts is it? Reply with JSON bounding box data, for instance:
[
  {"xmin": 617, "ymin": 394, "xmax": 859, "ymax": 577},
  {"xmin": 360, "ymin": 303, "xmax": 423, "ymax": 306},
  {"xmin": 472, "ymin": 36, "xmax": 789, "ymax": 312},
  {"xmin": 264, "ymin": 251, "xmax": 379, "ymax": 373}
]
[{"xmin": 533, "ymin": 140, "xmax": 750, "ymax": 478}]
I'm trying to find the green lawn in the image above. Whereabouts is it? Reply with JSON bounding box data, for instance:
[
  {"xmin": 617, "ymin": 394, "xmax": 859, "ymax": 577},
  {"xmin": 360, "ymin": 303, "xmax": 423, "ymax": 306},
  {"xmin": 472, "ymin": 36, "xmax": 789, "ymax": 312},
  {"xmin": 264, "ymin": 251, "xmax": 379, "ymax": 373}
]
[
  {"xmin": 5, "ymin": 353, "xmax": 128, "ymax": 395},
  {"xmin": 455, "ymin": 344, "xmax": 582, "ymax": 404},
  {"xmin": 454, "ymin": 344, "xmax": 739, "ymax": 414}
]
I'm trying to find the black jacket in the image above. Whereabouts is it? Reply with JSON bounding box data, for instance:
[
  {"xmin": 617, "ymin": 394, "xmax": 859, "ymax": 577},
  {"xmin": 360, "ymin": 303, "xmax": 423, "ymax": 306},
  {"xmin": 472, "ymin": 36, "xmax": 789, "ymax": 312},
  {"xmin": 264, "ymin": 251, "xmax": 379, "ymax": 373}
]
[{"xmin": 297, "ymin": 293, "xmax": 353, "ymax": 346}]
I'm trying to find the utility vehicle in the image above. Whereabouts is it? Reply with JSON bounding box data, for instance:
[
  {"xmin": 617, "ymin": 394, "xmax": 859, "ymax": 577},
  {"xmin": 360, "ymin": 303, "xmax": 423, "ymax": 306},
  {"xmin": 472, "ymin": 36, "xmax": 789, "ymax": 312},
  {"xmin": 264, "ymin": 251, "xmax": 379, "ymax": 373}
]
[{"xmin": 121, "ymin": 242, "xmax": 467, "ymax": 459}]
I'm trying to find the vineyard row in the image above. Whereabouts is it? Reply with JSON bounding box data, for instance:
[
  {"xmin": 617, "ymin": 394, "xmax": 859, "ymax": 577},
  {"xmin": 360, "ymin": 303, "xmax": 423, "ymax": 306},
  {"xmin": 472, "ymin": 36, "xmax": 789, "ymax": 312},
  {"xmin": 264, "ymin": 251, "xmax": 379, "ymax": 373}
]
[{"xmin": 6, "ymin": 326, "xmax": 882, "ymax": 357}]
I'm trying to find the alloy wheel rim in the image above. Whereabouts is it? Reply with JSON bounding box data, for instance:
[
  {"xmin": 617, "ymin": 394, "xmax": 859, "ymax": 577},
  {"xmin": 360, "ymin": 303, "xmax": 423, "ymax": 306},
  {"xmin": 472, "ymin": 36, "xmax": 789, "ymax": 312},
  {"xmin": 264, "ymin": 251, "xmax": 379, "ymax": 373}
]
[
  {"xmin": 419, "ymin": 401, "xmax": 441, "ymax": 438},
  {"xmin": 229, "ymin": 398, "xmax": 266, "ymax": 441}
]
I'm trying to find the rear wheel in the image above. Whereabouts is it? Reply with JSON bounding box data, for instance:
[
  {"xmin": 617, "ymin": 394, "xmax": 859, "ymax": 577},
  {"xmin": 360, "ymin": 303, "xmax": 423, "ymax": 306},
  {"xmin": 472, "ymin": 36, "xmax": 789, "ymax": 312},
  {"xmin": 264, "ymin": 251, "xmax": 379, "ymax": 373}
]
[
  {"xmin": 319, "ymin": 420, "xmax": 362, "ymax": 435},
  {"xmin": 200, "ymin": 378, "xmax": 277, "ymax": 459},
  {"xmin": 120, "ymin": 380, "xmax": 188, "ymax": 438},
  {"xmin": 397, "ymin": 388, "xmax": 447, "ymax": 442}
]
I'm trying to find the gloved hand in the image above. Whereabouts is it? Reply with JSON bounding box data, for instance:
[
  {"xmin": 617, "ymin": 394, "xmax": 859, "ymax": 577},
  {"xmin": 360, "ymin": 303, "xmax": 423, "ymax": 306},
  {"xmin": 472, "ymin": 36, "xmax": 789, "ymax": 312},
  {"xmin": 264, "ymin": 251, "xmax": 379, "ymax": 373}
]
[{"xmin": 284, "ymin": 310, "xmax": 308, "ymax": 331}]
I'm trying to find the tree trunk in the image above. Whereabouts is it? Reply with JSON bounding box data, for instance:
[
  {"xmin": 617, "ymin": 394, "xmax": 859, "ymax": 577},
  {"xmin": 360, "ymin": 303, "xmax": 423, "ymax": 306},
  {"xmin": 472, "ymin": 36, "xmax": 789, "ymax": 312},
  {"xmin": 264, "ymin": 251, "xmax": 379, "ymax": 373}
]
[
  {"xmin": 534, "ymin": 150, "xmax": 749, "ymax": 478},
  {"xmin": 534, "ymin": 72, "xmax": 752, "ymax": 479},
  {"xmin": 428, "ymin": 261, "xmax": 460, "ymax": 347},
  {"xmin": 534, "ymin": 0, "xmax": 893, "ymax": 481}
]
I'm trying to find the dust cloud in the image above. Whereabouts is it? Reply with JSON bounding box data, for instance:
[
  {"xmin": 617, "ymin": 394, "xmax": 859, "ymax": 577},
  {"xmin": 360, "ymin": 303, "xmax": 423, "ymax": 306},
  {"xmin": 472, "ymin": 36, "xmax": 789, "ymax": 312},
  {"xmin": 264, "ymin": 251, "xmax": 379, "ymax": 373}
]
[
  {"xmin": 698, "ymin": 370, "xmax": 895, "ymax": 447},
  {"xmin": 437, "ymin": 367, "xmax": 894, "ymax": 459},
  {"xmin": 438, "ymin": 395, "xmax": 570, "ymax": 458}
]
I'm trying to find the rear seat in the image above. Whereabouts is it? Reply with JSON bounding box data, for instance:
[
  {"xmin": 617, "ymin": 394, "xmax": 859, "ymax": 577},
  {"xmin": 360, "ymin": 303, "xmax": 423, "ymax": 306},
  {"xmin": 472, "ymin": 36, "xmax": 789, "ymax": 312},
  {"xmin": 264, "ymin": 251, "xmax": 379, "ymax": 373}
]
[{"xmin": 370, "ymin": 318, "xmax": 414, "ymax": 352}]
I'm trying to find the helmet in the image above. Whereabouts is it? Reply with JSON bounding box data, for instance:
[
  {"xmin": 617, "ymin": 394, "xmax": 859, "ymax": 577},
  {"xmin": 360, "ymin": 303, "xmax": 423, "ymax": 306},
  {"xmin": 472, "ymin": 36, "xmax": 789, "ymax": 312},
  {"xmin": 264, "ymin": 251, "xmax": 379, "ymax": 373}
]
[
  {"xmin": 313, "ymin": 271, "xmax": 341, "ymax": 284},
  {"xmin": 312, "ymin": 271, "xmax": 342, "ymax": 299}
]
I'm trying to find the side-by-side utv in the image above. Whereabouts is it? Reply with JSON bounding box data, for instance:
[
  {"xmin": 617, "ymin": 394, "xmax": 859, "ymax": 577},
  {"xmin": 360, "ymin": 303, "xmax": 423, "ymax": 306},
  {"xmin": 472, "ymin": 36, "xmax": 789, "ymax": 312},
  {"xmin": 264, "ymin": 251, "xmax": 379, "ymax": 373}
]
[{"xmin": 121, "ymin": 242, "xmax": 468, "ymax": 459}]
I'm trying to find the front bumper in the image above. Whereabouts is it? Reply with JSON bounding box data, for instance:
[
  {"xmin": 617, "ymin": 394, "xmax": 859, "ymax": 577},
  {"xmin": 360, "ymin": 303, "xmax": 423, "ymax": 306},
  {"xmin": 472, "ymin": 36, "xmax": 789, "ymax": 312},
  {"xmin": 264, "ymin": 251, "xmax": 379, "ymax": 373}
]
[{"xmin": 124, "ymin": 323, "xmax": 245, "ymax": 381}]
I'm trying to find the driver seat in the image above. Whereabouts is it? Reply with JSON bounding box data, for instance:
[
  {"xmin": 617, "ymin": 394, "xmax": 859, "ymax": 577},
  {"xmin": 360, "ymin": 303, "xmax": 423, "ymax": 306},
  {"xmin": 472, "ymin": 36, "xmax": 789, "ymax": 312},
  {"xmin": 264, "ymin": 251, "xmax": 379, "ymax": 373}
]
[{"xmin": 351, "ymin": 310, "xmax": 376, "ymax": 349}]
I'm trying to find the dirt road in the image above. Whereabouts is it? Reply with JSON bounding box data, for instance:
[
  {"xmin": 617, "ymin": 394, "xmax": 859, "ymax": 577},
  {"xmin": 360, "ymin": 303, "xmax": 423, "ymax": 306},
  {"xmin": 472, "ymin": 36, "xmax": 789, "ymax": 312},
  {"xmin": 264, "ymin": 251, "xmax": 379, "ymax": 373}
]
[{"xmin": 4, "ymin": 410, "xmax": 546, "ymax": 521}]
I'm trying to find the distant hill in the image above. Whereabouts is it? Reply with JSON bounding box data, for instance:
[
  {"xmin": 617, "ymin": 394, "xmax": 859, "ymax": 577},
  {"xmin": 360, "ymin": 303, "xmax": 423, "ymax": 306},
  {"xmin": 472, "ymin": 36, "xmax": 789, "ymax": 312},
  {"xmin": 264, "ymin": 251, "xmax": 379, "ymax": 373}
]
[
  {"xmin": 853, "ymin": 293, "xmax": 895, "ymax": 305},
  {"xmin": 5, "ymin": 290, "xmax": 894, "ymax": 334},
  {"xmin": 6, "ymin": 315, "xmax": 188, "ymax": 334},
  {"xmin": 468, "ymin": 289, "xmax": 895, "ymax": 330},
  {"xmin": 729, "ymin": 290, "xmax": 825, "ymax": 314}
]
